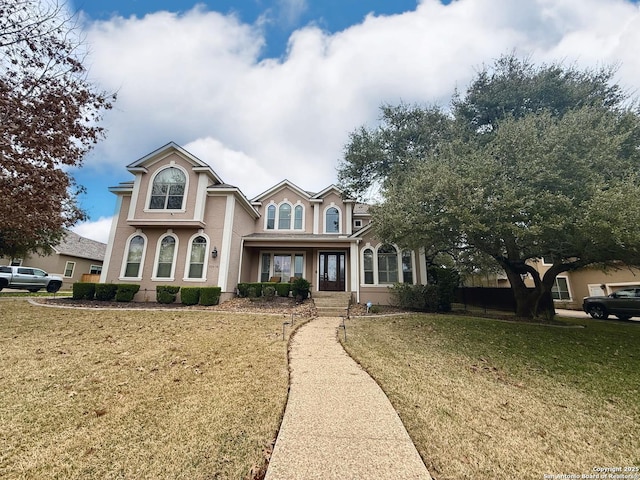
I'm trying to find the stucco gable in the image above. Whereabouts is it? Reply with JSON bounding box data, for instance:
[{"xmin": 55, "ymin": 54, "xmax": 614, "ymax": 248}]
[
  {"xmin": 251, "ymin": 179, "xmax": 312, "ymax": 205},
  {"xmin": 126, "ymin": 142, "xmax": 224, "ymax": 185}
]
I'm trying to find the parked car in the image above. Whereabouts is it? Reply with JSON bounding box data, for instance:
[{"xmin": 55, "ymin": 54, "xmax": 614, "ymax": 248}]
[
  {"xmin": 0, "ymin": 265, "xmax": 63, "ymax": 293},
  {"xmin": 582, "ymin": 287, "xmax": 640, "ymax": 320}
]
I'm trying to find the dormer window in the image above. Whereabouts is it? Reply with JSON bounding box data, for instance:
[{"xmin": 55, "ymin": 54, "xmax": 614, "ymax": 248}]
[
  {"xmin": 325, "ymin": 207, "xmax": 340, "ymax": 233},
  {"xmin": 150, "ymin": 167, "xmax": 186, "ymax": 210}
]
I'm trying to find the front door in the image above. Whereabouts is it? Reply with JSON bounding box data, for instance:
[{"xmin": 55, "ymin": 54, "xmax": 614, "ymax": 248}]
[{"xmin": 319, "ymin": 252, "xmax": 345, "ymax": 291}]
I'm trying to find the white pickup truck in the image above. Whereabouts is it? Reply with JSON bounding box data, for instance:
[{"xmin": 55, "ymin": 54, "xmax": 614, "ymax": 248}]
[{"xmin": 0, "ymin": 266, "xmax": 63, "ymax": 293}]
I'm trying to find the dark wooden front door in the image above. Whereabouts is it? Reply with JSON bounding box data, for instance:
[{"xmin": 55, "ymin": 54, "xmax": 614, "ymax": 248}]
[{"xmin": 319, "ymin": 252, "xmax": 345, "ymax": 291}]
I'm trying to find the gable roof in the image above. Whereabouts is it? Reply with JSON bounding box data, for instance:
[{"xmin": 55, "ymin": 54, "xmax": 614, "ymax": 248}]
[
  {"xmin": 55, "ymin": 230, "xmax": 107, "ymax": 261},
  {"xmin": 126, "ymin": 141, "xmax": 224, "ymax": 185},
  {"xmin": 251, "ymin": 179, "xmax": 313, "ymax": 204}
]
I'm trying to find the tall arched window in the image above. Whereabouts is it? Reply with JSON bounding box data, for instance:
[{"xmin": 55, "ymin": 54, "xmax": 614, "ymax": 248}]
[
  {"xmin": 124, "ymin": 235, "xmax": 145, "ymax": 278},
  {"xmin": 188, "ymin": 236, "xmax": 207, "ymax": 278},
  {"xmin": 156, "ymin": 235, "xmax": 176, "ymax": 278},
  {"xmin": 279, "ymin": 203, "xmax": 292, "ymax": 229},
  {"xmin": 294, "ymin": 205, "xmax": 303, "ymax": 230},
  {"xmin": 149, "ymin": 167, "xmax": 186, "ymax": 210},
  {"xmin": 363, "ymin": 248, "xmax": 374, "ymax": 284},
  {"xmin": 377, "ymin": 244, "xmax": 398, "ymax": 284},
  {"xmin": 266, "ymin": 205, "xmax": 276, "ymax": 230},
  {"xmin": 326, "ymin": 207, "xmax": 339, "ymax": 233}
]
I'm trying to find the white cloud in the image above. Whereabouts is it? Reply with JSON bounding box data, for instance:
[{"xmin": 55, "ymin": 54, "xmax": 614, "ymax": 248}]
[
  {"xmin": 80, "ymin": 0, "xmax": 640, "ymax": 198},
  {"xmin": 71, "ymin": 217, "xmax": 114, "ymax": 244}
]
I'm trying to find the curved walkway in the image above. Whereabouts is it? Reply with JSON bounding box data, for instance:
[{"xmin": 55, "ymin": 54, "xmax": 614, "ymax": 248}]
[{"xmin": 265, "ymin": 316, "xmax": 432, "ymax": 480}]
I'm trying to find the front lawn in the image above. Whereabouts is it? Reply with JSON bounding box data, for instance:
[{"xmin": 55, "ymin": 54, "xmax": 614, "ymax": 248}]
[
  {"xmin": 341, "ymin": 314, "xmax": 640, "ymax": 480},
  {"xmin": 0, "ymin": 299, "xmax": 294, "ymax": 479}
]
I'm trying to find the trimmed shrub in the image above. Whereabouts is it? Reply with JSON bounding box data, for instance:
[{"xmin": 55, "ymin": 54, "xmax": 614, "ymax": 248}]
[
  {"xmin": 181, "ymin": 287, "xmax": 201, "ymax": 306},
  {"xmin": 390, "ymin": 283, "xmax": 439, "ymax": 312},
  {"xmin": 238, "ymin": 282, "xmax": 263, "ymax": 297},
  {"xmin": 156, "ymin": 285, "xmax": 180, "ymax": 304},
  {"xmin": 95, "ymin": 283, "xmax": 117, "ymax": 301},
  {"xmin": 291, "ymin": 277, "xmax": 311, "ymax": 300},
  {"xmin": 72, "ymin": 282, "xmax": 95, "ymax": 300},
  {"xmin": 275, "ymin": 282, "xmax": 291, "ymax": 297},
  {"xmin": 264, "ymin": 285, "xmax": 276, "ymax": 301},
  {"xmin": 237, "ymin": 283, "xmax": 249, "ymax": 297},
  {"xmin": 115, "ymin": 284, "xmax": 140, "ymax": 302},
  {"xmin": 200, "ymin": 287, "xmax": 221, "ymax": 306}
]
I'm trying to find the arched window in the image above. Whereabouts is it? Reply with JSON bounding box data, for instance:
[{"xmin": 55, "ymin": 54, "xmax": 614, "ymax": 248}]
[
  {"xmin": 188, "ymin": 236, "xmax": 207, "ymax": 278},
  {"xmin": 149, "ymin": 167, "xmax": 186, "ymax": 210},
  {"xmin": 294, "ymin": 205, "xmax": 303, "ymax": 230},
  {"xmin": 326, "ymin": 207, "xmax": 340, "ymax": 233},
  {"xmin": 124, "ymin": 235, "xmax": 145, "ymax": 278},
  {"xmin": 377, "ymin": 244, "xmax": 398, "ymax": 284},
  {"xmin": 266, "ymin": 205, "xmax": 276, "ymax": 230},
  {"xmin": 279, "ymin": 203, "xmax": 292, "ymax": 229},
  {"xmin": 363, "ymin": 248, "xmax": 374, "ymax": 284},
  {"xmin": 156, "ymin": 235, "xmax": 176, "ymax": 278}
]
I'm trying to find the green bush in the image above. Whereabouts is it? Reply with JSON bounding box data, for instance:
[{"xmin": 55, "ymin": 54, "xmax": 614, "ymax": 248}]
[
  {"xmin": 264, "ymin": 285, "xmax": 276, "ymax": 301},
  {"xmin": 275, "ymin": 282, "xmax": 291, "ymax": 297},
  {"xmin": 427, "ymin": 267, "xmax": 460, "ymax": 312},
  {"xmin": 156, "ymin": 285, "xmax": 180, "ymax": 304},
  {"xmin": 291, "ymin": 277, "xmax": 311, "ymax": 300},
  {"xmin": 181, "ymin": 287, "xmax": 201, "ymax": 306},
  {"xmin": 238, "ymin": 282, "xmax": 264, "ymax": 297},
  {"xmin": 199, "ymin": 287, "xmax": 221, "ymax": 306},
  {"xmin": 72, "ymin": 282, "xmax": 95, "ymax": 300},
  {"xmin": 390, "ymin": 283, "xmax": 439, "ymax": 311},
  {"xmin": 95, "ymin": 283, "xmax": 117, "ymax": 301},
  {"xmin": 237, "ymin": 283, "xmax": 249, "ymax": 297},
  {"xmin": 115, "ymin": 284, "xmax": 140, "ymax": 302}
]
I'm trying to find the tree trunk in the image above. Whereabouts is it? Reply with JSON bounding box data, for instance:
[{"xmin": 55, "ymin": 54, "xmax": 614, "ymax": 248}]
[{"xmin": 502, "ymin": 263, "xmax": 556, "ymax": 319}]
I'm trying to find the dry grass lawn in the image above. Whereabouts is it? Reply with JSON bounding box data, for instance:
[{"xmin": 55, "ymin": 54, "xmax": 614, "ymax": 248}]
[
  {"xmin": 341, "ymin": 314, "xmax": 640, "ymax": 480},
  {"xmin": 0, "ymin": 299, "xmax": 296, "ymax": 479}
]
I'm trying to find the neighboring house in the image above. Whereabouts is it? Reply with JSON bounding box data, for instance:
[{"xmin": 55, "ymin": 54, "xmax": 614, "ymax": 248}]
[
  {"xmin": 467, "ymin": 258, "xmax": 640, "ymax": 310},
  {"xmin": 101, "ymin": 142, "xmax": 428, "ymax": 304},
  {"xmin": 1, "ymin": 229, "xmax": 106, "ymax": 290}
]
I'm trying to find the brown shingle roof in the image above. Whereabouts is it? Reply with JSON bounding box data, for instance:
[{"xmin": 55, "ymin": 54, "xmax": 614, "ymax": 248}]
[{"xmin": 54, "ymin": 230, "xmax": 107, "ymax": 261}]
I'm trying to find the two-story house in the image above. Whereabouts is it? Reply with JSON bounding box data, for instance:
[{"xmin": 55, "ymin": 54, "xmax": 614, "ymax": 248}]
[{"xmin": 101, "ymin": 142, "xmax": 427, "ymax": 304}]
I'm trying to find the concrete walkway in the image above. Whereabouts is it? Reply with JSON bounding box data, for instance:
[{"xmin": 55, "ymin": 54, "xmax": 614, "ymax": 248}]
[{"xmin": 265, "ymin": 316, "xmax": 432, "ymax": 480}]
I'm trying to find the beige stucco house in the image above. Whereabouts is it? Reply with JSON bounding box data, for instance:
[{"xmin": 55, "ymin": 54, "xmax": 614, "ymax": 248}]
[
  {"xmin": 101, "ymin": 142, "xmax": 427, "ymax": 304},
  {"xmin": 1, "ymin": 229, "xmax": 106, "ymax": 290},
  {"xmin": 469, "ymin": 258, "xmax": 640, "ymax": 310}
]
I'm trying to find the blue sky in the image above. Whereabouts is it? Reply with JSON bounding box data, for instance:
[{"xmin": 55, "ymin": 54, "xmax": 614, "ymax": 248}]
[{"xmin": 67, "ymin": 0, "xmax": 640, "ymax": 243}]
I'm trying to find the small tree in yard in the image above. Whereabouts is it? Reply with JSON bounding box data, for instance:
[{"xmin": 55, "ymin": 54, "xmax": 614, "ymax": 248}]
[
  {"xmin": 338, "ymin": 54, "xmax": 640, "ymax": 319},
  {"xmin": 0, "ymin": 0, "xmax": 114, "ymax": 257}
]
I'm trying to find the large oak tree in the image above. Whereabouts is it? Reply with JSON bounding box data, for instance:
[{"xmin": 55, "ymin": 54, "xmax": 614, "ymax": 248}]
[
  {"xmin": 0, "ymin": 0, "xmax": 114, "ymax": 257},
  {"xmin": 338, "ymin": 55, "xmax": 640, "ymax": 318}
]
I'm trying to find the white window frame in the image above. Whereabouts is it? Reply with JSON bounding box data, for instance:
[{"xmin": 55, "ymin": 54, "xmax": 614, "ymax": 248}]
[
  {"xmin": 152, "ymin": 232, "xmax": 179, "ymax": 281},
  {"xmin": 120, "ymin": 232, "xmax": 148, "ymax": 280},
  {"xmin": 264, "ymin": 200, "xmax": 305, "ymax": 231},
  {"xmin": 258, "ymin": 251, "xmax": 306, "ymax": 282},
  {"xmin": 89, "ymin": 265, "xmax": 102, "ymax": 275},
  {"xmin": 323, "ymin": 204, "xmax": 342, "ymax": 234},
  {"xmin": 183, "ymin": 232, "xmax": 210, "ymax": 281},
  {"xmin": 551, "ymin": 276, "xmax": 572, "ymax": 300},
  {"xmin": 360, "ymin": 243, "xmax": 405, "ymax": 286},
  {"xmin": 63, "ymin": 261, "xmax": 76, "ymax": 278},
  {"xmin": 144, "ymin": 163, "xmax": 189, "ymax": 213}
]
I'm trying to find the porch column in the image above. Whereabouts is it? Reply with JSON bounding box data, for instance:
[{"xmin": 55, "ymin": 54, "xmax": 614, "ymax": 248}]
[
  {"xmin": 217, "ymin": 194, "xmax": 236, "ymax": 291},
  {"xmin": 419, "ymin": 248, "xmax": 428, "ymax": 284},
  {"xmin": 350, "ymin": 241, "xmax": 359, "ymax": 303}
]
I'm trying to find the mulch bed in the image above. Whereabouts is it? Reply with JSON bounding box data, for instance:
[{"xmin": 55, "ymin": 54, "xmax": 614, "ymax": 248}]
[{"xmin": 42, "ymin": 296, "xmax": 317, "ymax": 317}]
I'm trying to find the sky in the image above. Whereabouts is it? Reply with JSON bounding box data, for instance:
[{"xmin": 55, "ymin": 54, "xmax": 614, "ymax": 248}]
[{"xmin": 67, "ymin": 0, "xmax": 640, "ymax": 244}]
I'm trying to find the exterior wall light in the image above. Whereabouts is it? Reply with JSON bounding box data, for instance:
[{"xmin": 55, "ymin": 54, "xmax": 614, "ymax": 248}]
[{"xmin": 212, "ymin": 247, "xmax": 218, "ymax": 259}]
